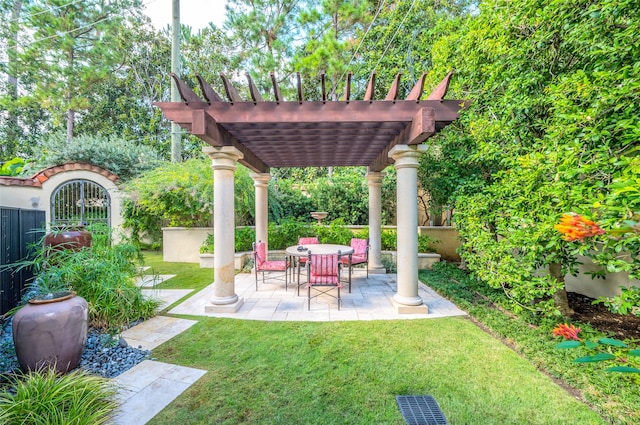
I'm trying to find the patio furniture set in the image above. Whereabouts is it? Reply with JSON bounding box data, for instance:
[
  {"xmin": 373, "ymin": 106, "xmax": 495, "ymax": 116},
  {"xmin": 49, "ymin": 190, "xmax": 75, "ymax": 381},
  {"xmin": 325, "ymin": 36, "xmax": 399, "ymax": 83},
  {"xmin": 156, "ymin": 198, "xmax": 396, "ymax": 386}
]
[{"xmin": 253, "ymin": 237, "xmax": 370, "ymax": 310}]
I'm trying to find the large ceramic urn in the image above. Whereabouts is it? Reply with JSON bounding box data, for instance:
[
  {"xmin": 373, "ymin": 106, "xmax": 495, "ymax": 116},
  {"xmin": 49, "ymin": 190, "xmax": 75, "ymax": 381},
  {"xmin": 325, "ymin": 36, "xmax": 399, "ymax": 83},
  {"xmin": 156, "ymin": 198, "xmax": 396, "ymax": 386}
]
[
  {"xmin": 44, "ymin": 226, "xmax": 92, "ymax": 252},
  {"xmin": 12, "ymin": 291, "xmax": 88, "ymax": 374}
]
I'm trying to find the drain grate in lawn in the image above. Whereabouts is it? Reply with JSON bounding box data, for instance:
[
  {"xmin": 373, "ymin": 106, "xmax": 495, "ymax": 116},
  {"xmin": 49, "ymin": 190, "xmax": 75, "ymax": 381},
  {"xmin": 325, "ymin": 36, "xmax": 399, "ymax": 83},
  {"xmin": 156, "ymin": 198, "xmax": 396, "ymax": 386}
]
[{"xmin": 395, "ymin": 395, "xmax": 449, "ymax": 425}]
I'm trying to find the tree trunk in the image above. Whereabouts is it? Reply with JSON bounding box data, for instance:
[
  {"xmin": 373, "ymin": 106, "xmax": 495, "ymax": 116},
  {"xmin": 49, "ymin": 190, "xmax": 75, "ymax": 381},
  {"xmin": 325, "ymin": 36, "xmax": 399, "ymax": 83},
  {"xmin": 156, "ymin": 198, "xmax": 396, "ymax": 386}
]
[
  {"xmin": 5, "ymin": 1, "xmax": 23, "ymax": 156},
  {"xmin": 66, "ymin": 47, "xmax": 75, "ymax": 142},
  {"xmin": 66, "ymin": 108, "xmax": 75, "ymax": 141},
  {"xmin": 549, "ymin": 262, "xmax": 574, "ymax": 317}
]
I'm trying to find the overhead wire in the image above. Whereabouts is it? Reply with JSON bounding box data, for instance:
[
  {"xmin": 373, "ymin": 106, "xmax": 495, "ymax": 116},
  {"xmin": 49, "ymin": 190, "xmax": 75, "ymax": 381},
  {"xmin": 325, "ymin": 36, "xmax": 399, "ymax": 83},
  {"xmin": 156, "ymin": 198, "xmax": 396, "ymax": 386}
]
[
  {"xmin": 16, "ymin": 0, "xmax": 160, "ymax": 46},
  {"xmin": 337, "ymin": 0, "xmax": 386, "ymax": 85},
  {"xmin": 8, "ymin": 0, "xmax": 85, "ymax": 23},
  {"xmin": 370, "ymin": 0, "xmax": 417, "ymax": 73}
]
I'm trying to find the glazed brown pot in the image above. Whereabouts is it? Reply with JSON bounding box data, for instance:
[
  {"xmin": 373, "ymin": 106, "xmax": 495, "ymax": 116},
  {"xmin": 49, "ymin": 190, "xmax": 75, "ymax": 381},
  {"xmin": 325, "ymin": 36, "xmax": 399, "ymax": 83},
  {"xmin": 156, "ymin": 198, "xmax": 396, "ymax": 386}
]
[
  {"xmin": 12, "ymin": 291, "xmax": 88, "ymax": 374},
  {"xmin": 44, "ymin": 226, "xmax": 92, "ymax": 252}
]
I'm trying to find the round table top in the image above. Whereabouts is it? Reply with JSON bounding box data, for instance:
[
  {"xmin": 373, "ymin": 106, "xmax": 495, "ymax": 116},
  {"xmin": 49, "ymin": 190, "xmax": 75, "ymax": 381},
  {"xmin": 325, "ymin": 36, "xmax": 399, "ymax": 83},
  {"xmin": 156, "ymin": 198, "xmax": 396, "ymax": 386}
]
[{"xmin": 285, "ymin": 244, "xmax": 353, "ymax": 257}]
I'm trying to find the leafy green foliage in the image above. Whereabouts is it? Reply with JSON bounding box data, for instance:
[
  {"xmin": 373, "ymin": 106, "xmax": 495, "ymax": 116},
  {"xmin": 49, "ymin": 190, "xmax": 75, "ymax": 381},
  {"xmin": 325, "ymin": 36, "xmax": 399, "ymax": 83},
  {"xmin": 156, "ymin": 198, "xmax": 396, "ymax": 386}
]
[
  {"xmin": 0, "ymin": 368, "xmax": 118, "ymax": 425},
  {"xmin": 406, "ymin": 0, "xmax": 640, "ymax": 317},
  {"xmin": 595, "ymin": 286, "xmax": 640, "ymax": 316},
  {"xmin": 11, "ymin": 224, "xmax": 160, "ymax": 332},
  {"xmin": 199, "ymin": 234, "xmax": 214, "ymax": 254},
  {"xmin": 0, "ymin": 157, "xmax": 28, "ymax": 176},
  {"xmin": 31, "ymin": 133, "xmax": 161, "ymax": 180},
  {"xmin": 307, "ymin": 169, "xmax": 369, "ymax": 224},
  {"xmin": 123, "ymin": 158, "xmax": 256, "ymax": 245},
  {"xmin": 267, "ymin": 218, "xmax": 314, "ymax": 250},
  {"xmin": 555, "ymin": 337, "xmax": 640, "ymax": 373},
  {"xmin": 14, "ymin": 0, "xmax": 144, "ymax": 139}
]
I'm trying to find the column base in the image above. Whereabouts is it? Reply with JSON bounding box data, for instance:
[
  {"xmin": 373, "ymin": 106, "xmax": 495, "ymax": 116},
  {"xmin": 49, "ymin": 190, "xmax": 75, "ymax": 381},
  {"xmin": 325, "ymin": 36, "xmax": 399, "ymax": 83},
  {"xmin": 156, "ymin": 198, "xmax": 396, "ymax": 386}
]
[
  {"xmin": 391, "ymin": 299, "xmax": 429, "ymax": 314},
  {"xmin": 205, "ymin": 298, "xmax": 244, "ymax": 313},
  {"xmin": 368, "ymin": 266, "xmax": 387, "ymax": 274}
]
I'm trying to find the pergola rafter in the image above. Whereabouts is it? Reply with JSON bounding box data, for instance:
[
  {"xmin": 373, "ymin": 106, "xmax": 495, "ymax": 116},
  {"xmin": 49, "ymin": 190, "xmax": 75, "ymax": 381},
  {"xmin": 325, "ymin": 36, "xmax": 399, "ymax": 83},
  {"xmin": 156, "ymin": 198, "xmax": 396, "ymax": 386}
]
[{"xmin": 155, "ymin": 71, "xmax": 467, "ymax": 173}]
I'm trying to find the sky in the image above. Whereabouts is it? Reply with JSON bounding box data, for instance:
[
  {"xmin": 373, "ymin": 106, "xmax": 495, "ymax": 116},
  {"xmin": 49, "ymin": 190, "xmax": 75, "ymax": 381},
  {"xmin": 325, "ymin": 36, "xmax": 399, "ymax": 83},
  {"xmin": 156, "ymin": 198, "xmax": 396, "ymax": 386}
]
[{"xmin": 143, "ymin": 0, "xmax": 228, "ymax": 30}]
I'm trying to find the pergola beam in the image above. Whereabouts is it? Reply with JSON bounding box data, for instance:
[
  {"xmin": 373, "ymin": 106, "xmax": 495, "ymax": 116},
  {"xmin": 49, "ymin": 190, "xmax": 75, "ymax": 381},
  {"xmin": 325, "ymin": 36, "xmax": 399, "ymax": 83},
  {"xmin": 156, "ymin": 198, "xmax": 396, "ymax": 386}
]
[
  {"xmin": 154, "ymin": 100, "xmax": 464, "ymax": 124},
  {"xmin": 368, "ymin": 108, "xmax": 436, "ymax": 172},
  {"xmin": 191, "ymin": 110, "xmax": 269, "ymax": 173}
]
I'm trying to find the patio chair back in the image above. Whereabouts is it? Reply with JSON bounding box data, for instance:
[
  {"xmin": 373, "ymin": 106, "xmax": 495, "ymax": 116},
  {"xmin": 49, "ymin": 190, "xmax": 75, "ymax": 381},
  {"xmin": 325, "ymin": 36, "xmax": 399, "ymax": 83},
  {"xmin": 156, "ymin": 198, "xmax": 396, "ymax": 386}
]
[
  {"xmin": 298, "ymin": 237, "xmax": 319, "ymax": 245},
  {"xmin": 306, "ymin": 251, "xmax": 342, "ymax": 310},
  {"xmin": 253, "ymin": 241, "xmax": 288, "ymax": 290}
]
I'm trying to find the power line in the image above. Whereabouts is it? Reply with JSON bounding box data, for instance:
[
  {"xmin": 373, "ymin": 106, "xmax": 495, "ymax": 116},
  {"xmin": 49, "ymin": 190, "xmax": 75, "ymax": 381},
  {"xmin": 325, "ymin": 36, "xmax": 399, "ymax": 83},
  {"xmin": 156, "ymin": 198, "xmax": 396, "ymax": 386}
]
[
  {"xmin": 337, "ymin": 0, "xmax": 387, "ymax": 84},
  {"xmin": 354, "ymin": 0, "xmax": 417, "ymax": 82},
  {"xmin": 19, "ymin": 0, "xmax": 159, "ymax": 46},
  {"xmin": 9, "ymin": 0, "xmax": 85, "ymax": 23}
]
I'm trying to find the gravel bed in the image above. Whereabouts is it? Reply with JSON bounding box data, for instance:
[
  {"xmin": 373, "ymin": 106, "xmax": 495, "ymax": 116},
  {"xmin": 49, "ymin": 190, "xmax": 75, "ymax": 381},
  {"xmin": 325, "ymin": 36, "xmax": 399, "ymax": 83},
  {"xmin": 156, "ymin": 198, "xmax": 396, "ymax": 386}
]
[{"xmin": 0, "ymin": 318, "xmax": 151, "ymax": 379}]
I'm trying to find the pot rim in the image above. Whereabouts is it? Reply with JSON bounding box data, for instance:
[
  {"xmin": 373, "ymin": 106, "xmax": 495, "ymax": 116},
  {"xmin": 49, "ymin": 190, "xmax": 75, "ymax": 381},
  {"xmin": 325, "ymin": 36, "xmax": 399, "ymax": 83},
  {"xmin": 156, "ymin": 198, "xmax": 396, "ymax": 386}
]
[{"xmin": 28, "ymin": 290, "xmax": 76, "ymax": 305}]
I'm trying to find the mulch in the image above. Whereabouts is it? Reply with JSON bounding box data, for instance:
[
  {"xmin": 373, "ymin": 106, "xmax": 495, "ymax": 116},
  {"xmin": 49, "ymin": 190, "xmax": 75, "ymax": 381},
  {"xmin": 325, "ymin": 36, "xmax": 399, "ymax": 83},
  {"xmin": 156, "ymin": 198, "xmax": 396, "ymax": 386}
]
[{"xmin": 568, "ymin": 292, "xmax": 640, "ymax": 341}]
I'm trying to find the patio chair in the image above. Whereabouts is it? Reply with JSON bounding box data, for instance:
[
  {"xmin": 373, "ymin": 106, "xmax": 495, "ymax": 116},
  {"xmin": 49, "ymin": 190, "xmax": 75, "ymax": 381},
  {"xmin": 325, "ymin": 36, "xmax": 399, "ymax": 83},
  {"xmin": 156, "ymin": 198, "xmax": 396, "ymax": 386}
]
[
  {"xmin": 340, "ymin": 238, "xmax": 370, "ymax": 287},
  {"xmin": 296, "ymin": 236, "xmax": 319, "ymax": 290},
  {"xmin": 253, "ymin": 241, "xmax": 289, "ymax": 291},
  {"xmin": 306, "ymin": 251, "xmax": 341, "ymax": 310}
]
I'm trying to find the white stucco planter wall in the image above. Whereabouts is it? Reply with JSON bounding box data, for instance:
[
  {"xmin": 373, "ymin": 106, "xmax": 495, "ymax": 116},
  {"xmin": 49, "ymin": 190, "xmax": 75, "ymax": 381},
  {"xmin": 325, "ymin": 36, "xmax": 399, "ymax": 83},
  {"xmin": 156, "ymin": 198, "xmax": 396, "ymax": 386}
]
[
  {"xmin": 564, "ymin": 255, "xmax": 639, "ymax": 299},
  {"xmin": 162, "ymin": 227, "xmax": 212, "ymax": 263},
  {"xmin": 199, "ymin": 252, "xmax": 252, "ymax": 270}
]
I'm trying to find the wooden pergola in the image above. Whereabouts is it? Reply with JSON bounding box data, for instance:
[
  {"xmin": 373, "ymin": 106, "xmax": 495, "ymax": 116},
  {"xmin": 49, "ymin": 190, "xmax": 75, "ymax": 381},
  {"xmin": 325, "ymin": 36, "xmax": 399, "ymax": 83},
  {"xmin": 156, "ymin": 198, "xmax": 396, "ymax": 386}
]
[{"xmin": 155, "ymin": 70, "xmax": 467, "ymax": 314}]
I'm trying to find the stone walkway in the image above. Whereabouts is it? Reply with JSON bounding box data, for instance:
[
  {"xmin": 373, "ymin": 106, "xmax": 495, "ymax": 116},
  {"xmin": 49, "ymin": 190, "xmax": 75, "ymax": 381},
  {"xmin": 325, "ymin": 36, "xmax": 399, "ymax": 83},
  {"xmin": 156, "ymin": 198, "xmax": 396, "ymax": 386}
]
[{"xmin": 111, "ymin": 270, "xmax": 467, "ymax": 424}]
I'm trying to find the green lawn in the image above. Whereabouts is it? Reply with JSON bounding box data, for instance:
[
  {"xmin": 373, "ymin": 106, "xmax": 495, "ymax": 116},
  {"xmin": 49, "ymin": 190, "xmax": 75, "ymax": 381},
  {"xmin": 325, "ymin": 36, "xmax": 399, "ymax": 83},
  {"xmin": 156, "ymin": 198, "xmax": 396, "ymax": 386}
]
[{"xmin": 142, "ymin": 252, "xmax": 606, "ymax": 425}]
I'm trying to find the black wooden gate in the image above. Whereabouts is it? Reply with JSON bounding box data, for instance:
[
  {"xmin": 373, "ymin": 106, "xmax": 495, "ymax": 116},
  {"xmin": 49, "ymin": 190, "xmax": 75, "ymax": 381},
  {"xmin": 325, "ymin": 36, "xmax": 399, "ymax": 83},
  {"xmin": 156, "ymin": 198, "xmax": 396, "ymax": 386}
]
[
  {"xmin": 0, "ymin": 208, "xmax": 46, "ymax": 315},
  {"xmin": 51, "ymin": 179, "xmax": 110, "ymax": 226}
]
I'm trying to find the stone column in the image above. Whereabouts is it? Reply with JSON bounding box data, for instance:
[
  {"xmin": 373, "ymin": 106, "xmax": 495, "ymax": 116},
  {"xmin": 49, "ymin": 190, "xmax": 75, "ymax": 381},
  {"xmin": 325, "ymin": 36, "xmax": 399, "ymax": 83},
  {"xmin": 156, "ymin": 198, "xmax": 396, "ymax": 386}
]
[
  {"xmin": 366, "ymin": 171, "xmax": 386, "ymax": 274},
  {"xmin": 389, "ymin": 144, "xmax": 428, "ymax": 313},
  {"xmin": 251, "ymin": 172, "xmax": 271, "ymax": 251},
  {"xmin": 203, "ymin": 146, "xmax": 244, "ymax": 313}
]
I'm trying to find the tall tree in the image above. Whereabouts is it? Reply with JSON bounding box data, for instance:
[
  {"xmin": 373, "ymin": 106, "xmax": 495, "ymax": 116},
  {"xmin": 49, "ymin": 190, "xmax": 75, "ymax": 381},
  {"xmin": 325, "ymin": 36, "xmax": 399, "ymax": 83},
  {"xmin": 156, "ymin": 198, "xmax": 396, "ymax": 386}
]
[
  {"xmin": 73, "ymin": 21, "xmax": 173, "ymax": 155},
  {"xmin": 224, "ymin": 0, "xmax": 301, "ymax": 96},
  {"xmin": 294, "ymin": 0, "xmax": 373, "ymax": 100},
  {"xmin": 18, "ymin": 0, "xmax": 144, "ymax": 141}
]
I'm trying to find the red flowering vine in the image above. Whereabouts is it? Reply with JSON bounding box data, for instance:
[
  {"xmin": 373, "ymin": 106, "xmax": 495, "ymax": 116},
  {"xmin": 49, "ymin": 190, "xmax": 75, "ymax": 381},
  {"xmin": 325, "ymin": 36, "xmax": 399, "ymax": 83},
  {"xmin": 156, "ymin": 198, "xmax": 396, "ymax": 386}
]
[
  {"xmin": 552, "ymin": 323, "xmax": 582, "ymax": 341},
  {"xmin": 554, "ymin": 213, "xmax": 605, "ymax": 242}
]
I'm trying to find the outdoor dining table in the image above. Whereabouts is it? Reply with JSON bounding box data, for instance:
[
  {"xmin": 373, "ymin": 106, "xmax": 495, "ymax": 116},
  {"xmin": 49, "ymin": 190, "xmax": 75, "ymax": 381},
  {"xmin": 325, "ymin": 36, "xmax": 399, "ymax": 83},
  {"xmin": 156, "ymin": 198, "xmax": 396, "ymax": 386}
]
[{"xmin": 285, "ymin": 244, "xmax": 354, "ymax": 292}]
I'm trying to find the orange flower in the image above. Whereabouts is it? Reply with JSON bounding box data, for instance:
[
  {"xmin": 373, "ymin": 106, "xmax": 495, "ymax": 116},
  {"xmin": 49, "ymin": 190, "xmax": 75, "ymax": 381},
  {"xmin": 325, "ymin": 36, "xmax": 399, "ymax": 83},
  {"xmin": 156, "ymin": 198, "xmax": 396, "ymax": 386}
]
[
  {"xmin": 554, "ymin": 213, "xmax": 605, "ymax": 242},
  {"xmin": 552, "ymin": 323, "xmax": 582, "ymax": 341}
]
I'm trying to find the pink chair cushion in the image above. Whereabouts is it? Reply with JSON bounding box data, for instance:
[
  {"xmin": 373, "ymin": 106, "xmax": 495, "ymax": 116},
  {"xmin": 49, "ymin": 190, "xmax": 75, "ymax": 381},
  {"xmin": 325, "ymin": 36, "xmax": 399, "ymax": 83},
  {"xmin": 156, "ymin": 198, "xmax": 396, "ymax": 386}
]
[
  {"xmin": 341, "ymin": 254, "xmax": 367, "ymax": 265},
  {"xmin": 351, "ymin": 238, "xmax": 368, "ymax": 255},
  {"xmin": 259, "ymin": 260, "xmax": 287, "ymax": 271},
  {"xmin": 298, "ymin": 237, "xmax": 319, "ymax": 245},
  {"xmin": 308, "ymin": 254, "xmax": 340, "ymax": 286},
  {"xmin": 254, "ymin": 242, "xmax": 267, "ymax": 266}
]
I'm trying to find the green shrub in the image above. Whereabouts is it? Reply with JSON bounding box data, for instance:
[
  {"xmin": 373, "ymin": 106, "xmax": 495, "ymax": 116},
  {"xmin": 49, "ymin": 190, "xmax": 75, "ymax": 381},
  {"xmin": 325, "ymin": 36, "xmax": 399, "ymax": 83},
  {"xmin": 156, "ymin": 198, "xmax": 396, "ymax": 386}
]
[
  {"xmin": 268, "ymin": 218, "xmax": 313, "ymax": 250},
  {"xmin": 200, "ymin": 233, "xmax": 214, "ymax": 254},
  {"xmin": 123, "ymin": 158, "xmax": 256, "ymax": 246},
  {"xmin": 235, "ymin": 227, "xmax": 256, "ymax": 252},
  {"xmin": 14, "ymin": 224, "xmax": 160, "ymax": 332},
  {"xmin": 312, "ymin": 218, "xmax": 354, "ymax": 245},
  {"xmin": 381, "ymin": 229, "xmax": 397, "ymax": 250},
  {"xmin": 418, "ymin": 234, "xmax": 440, "ymax": 253},
  {"xmin": 0, "ymin": 368, "xmax": 118, "ymax": 425},
  {"xmin": 31, "ymin": 133, "xmax": 161, "ymax": 181}
]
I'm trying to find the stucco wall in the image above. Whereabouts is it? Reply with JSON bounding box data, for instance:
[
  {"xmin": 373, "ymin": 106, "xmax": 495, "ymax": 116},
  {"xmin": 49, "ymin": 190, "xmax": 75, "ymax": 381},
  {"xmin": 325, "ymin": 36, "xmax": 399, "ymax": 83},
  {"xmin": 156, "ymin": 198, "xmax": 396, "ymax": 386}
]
[
  {"xmin": 162, "ymin": 227, "xmax": 212, "ymax": 262},
  {"xmin": 564, "ymin": 255, "xmax": 639, "ymax": 299},
  {"xmin": 418, "ymin": 226, "xmax": 461, "ymax": 261}
]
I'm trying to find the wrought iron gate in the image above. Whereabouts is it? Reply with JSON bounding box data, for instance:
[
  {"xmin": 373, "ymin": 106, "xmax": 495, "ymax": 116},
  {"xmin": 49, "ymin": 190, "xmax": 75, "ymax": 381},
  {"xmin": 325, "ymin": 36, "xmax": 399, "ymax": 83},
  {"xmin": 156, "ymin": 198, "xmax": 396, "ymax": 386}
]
[{"xmin": 51, "ymin": 179, "xmax": 110, "ymax": 226}]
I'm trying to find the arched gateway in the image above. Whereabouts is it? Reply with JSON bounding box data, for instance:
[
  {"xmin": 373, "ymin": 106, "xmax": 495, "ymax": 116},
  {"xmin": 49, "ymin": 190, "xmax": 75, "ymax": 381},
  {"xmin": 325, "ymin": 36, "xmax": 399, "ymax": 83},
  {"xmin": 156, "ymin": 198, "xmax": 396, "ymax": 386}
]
[{"xmin": 155, "ymin": 71, "xmax": 468, "ymax": 313}]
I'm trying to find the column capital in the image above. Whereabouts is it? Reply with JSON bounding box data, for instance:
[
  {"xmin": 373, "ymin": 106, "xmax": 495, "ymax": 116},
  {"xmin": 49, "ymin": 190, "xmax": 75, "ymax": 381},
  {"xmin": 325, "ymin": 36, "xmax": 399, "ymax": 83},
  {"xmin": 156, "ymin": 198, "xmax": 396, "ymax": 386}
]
[
  {"xmin": 389, "ymin": 144, "xmax": 428, "ymax": 169},
  {"xmin": 366, "ymin": 170, "xmax": 385, "ymax": 186},
  {"xmin": 250, "ymin": 172, "xmax": 271, "ymax": 188},
  {"xmin": 203, "ymin": 146, "xmax": 244, "ymax": 171}
]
